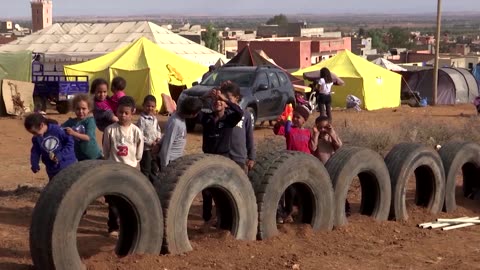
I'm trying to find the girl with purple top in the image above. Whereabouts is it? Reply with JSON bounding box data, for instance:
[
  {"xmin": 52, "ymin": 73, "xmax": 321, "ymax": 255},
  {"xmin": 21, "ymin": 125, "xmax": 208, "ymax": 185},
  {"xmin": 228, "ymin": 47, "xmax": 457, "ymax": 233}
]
[{"xmin": 90, "ymin": 78, "xmax": 118, "ymax": 132}]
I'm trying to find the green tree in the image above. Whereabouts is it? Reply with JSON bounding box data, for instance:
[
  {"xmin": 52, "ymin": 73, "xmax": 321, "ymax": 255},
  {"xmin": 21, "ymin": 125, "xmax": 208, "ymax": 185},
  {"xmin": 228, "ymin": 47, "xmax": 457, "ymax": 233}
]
[
  {"xmin": 386, "ymin": 27, "xmax": 412, "ymax": 49},
  {"xmin": 266, "ymin": 14, "xmax": 289, "ymax": 26},
  {"xmin": 202, "ymin": 24, "xmax": 220, "ymax": 52},
  {"xmin": 358, "ymin": 27, "xmax": 366, "ymax": 37},
  {"xmin": 367, "ymin": 29, "xmax": 388, "ymax": 53}
]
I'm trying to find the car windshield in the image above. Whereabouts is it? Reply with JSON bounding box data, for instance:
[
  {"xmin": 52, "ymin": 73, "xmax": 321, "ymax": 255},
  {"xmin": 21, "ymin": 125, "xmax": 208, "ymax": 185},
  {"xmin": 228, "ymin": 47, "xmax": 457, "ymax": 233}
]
[{"xmin": 201, "ymin": 70, "xmax": 255, "ymax": 87}]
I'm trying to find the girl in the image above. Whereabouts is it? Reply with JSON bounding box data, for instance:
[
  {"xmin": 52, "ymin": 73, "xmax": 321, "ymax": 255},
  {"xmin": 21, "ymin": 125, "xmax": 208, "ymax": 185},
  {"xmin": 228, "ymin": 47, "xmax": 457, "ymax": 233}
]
[
  {"xmin": 316, "ymin": 67, "xmax": 334, "ymax": 122},
  {"xmin": 25, "ymin": 113, "xmax": 77, "ymax": 181},
  {"xmin": 62, "ymin": 94, "xmax": 102, "ymax": 161},
  {"xmin": 91, "ymin": 78, "xmax": 118, "ymax": 132}
]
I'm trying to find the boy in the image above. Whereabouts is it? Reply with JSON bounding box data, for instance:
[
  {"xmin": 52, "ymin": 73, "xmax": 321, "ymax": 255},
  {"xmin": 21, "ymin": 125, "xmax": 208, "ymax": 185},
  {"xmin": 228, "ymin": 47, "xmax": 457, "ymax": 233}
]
[
  {"xmin": 158, "ymin": 97, "xmax": 203, "ymax": 171},
  {"xmin": 102, "ymin": 96, "xmax": 144, "ymax": 236},
  {"xmin": 136, "ymin": 95, "xmax": 162, "ymax": 181},
  {"xmin": 273, "ymin": 104, "xmax": 312, "ymax": 224},
  {"xmin": 310, "ymin": 115, "xmax": 342, "ymax": 164},
  {"xmin": 223, "ymin": 82, "xmax": 256, "ymax": 172},
  {"xmin": 200, "ymin": 83, "xmax": 243, "ymax": 226},
  {"xmin": 109, "ymin": 76, "xmax": 127, "ymax": 114}
]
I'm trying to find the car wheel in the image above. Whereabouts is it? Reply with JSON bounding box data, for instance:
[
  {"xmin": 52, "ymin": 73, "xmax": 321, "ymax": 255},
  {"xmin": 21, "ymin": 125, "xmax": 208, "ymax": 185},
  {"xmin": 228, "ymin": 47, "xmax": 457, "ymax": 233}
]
[{"xmin": 246, "ymin": 107, "xmax": 256, "ymax": 126}]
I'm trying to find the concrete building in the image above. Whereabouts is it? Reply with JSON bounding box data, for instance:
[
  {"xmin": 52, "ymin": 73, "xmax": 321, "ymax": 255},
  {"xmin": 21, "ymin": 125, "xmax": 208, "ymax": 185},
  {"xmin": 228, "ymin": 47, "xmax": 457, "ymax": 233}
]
[
  {"xmin": 351, "ymin": 37, "xmax": 377, "ymax": 58},
  {"xmin": 31, "ymin": 0, "xmax": 52, "ymax": 33},
  {"xmin": 257, "ymin": 22, "xmax": 341, "ymax": 38},
  {"xmin": 237, "ymin": 37, "xmax": 351, "ymax": 69}
]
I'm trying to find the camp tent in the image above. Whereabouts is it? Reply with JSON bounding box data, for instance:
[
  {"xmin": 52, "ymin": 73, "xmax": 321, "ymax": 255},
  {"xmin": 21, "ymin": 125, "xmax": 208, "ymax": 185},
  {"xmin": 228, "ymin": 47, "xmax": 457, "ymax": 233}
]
[
  {"xmin": 64, "ymin": 37, "xmax": 207, "ymax": 111},
  {"xmin": 372, "ymin": 58, "xmax": 407, "ymax": 72},
  {"xmin": 0, "ymin": 51, "xmax": 32, "ymax": 82},
  {"xmin": 400, "ymin": 67, "xmax": 479, "ymax": 105},
  {"xmin": 227, "ymin": 45, "xmax": 305, "ymax": 85},
  {"xmin": 292, "ymin": 50, "xmax": 401, "ymax": 110}
]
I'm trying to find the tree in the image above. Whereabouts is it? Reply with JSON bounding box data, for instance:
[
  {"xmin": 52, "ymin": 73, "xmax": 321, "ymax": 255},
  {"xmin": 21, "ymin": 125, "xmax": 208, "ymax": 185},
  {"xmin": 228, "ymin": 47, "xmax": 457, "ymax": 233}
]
[
  {"xmin": 386, "ymin": 27, "xmax": 412, "ymax": 49},
  {"xmin": 266, "ymin": 14, "xmax": 289, "ymax": 26},
  {"xmin": 202, "ymin": 24, "xmax": 220, "ymax": 52},
  {"xmin": 367, "ymin": 29, "xmax": 388, "ymax": 53},
  {"xmin": 358, "ymin": 27, "xmax": 366, "ymax": 37}
]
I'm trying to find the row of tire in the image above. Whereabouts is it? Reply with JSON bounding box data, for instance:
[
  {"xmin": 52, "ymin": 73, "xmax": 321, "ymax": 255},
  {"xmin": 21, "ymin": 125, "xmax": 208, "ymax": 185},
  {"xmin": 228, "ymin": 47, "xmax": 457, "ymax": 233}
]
[{"xmin": 29, "ymin": 141, "xmax": 480, "ymax": 270}]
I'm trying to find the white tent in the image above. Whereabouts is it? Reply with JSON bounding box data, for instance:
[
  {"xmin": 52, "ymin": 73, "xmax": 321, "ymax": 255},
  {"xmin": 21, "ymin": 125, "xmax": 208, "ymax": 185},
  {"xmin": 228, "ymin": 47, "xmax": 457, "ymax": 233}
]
[
  {"xmin": 372, "ymin": 57, "xmax": 407, "ymax": 72},
  {"xmin": 0, "ymin": 21, "xmax": 226, "ymax": 67}
]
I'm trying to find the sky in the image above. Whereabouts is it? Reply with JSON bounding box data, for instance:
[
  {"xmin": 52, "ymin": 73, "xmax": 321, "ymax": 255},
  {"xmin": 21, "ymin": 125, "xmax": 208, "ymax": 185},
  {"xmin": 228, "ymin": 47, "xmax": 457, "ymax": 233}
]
[{"xmin": 1, "ymin": 0, "xmax": 479, "ymax": 18}]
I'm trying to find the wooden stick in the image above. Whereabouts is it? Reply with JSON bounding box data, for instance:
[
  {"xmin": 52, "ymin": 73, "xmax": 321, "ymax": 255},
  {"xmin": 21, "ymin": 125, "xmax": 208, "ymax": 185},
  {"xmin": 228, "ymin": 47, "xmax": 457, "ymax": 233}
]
[{"xmin": 442, "ymin": 223, "xmax": 476, "ymax": 231}]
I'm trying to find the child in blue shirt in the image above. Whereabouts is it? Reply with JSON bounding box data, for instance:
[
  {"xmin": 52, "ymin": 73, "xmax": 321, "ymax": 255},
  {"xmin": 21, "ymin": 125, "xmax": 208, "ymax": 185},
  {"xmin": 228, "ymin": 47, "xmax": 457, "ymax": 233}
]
[
  {"xmin": 62, "ymin": 94, "xmax": 102, "ymax": 161},
  {"xmin": 25, "ymin": 113, "xmax": 77, "ymax": 180}
]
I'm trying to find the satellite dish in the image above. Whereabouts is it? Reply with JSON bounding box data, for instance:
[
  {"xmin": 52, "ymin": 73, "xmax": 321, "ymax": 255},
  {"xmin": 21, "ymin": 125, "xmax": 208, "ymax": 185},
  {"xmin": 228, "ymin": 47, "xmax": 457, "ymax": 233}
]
[
  {"xmin": 224, "ymin": 27, "xmax": 230, "ymax": 31},
  {"xmin": 167, "ymin": 25, "xmax": 172, "ymax": 30},
  {"xmin": 14, "ymin": 24, "xmax": 21, "ymax": 30}
]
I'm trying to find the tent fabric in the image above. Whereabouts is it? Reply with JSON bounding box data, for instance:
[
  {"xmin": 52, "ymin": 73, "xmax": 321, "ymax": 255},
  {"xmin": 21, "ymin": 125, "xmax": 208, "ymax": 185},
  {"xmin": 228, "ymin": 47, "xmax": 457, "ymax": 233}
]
[
  {"xmin": 0, "ymin": 51, "xmax": 32, "ymax": 82},
  {"xmin": 372, "ymin": 57, "xmax": 407, "ymax": 72},
  {"xmin": 226, "ymin": 45, "xmax": 305, "ymax": 85},
  {"xmin": 400, "ymin": 67, "xmax": 479, "ymax": 105},
  {"xmin": 0, "ymin": 21, "xmax": 226, "ymax": 66},
  {"xmin": 64, "ymin": 37, "xmax": 207, "ymax": 111},
  {"xmin": 292, "ymin": 50, "xmax": 401, "ymax": 111}
]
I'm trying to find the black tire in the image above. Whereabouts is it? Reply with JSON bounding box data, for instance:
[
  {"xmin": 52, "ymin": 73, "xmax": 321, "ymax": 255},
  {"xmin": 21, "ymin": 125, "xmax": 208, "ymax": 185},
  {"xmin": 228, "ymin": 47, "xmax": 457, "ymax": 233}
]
[
  {"xmin": 156, "ymin": 154, "xmax": 257, "ymax": 254},
  {"xmin": 246, "ymin": 106, "xmax": 257, "ymax": 126},
  {"xmin": 384, "ymin": 143, "xmax": 445, "ymax": 221},
  {"xmin": 248, "ymin": 151, "xmax": 284, "ymax": 192},
  {"xmin": 438, "ymin": 141, "xmax": 480, "ymax": 212},
  {"xmin": 254, "ymin": 151, "xmax": 334, "ymax": 240},
  {"xmin": 325, "ymin": 146, "xmax": 391, "ymax": 227},
  {"xmin": 186, "ymin": 118, "xmax": 196, "ymax": 132},
  {"xmin": 30, "ymin": 161, "xmax": 163, "ymax": 270},
  {"xmin": 56, "ymin": 101, "xmax": 69, "ymax": 114}
]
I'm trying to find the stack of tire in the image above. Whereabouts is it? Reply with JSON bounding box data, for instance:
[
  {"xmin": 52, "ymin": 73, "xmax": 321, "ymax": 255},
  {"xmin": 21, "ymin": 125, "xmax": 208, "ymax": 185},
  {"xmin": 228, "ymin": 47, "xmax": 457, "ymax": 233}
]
[{"xmin": 29, "ymin": 142, "xmax": 480, "ymax": 270}]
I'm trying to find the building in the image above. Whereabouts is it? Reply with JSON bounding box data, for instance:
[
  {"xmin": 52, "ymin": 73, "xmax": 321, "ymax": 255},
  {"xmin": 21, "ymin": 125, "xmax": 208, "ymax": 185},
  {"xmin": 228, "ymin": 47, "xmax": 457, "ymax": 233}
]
[
  {"xmin": 351, "ymin": 37, "xmax": 377, "ymax": 58},
  {"xmin": 31, "ymin": 0, "xmax": 52, "ymax": 33},
  {"xmin": 237, "ymin": 37, "xmax": 351, "ymax": 70},
  {"xmin": 257, "ymin": 22, "xmax": 341, "ymax": 38}
]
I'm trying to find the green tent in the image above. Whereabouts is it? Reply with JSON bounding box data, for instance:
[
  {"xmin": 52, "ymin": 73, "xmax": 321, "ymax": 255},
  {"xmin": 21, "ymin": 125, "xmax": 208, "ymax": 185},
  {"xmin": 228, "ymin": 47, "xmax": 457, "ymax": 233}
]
[{"xmin": 0, "ymin": 51, "xmax": 32, "ymax": 115}]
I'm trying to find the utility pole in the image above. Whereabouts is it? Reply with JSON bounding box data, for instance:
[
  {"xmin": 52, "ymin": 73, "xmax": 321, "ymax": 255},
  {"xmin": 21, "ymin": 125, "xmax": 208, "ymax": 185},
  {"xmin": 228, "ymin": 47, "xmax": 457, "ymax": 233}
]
[{"xmin": 432, "ymin": 0, "xmax": 442, "ymax": 105}]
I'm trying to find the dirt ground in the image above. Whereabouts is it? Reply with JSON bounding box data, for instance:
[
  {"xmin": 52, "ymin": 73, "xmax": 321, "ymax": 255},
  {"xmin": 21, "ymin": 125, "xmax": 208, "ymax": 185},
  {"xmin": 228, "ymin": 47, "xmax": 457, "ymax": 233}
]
[{"xmin": 1, "ymin": 104, "xmax": 480, "ymax": 270}]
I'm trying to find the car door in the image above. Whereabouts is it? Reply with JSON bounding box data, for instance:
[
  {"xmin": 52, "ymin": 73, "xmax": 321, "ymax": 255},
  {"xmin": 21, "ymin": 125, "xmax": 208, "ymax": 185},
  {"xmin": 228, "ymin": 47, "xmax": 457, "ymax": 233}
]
[
  {"xmin": 253, "ymin": 72, "xmax": 271, "ymax": 118},
  {"xmin": 267, "ymin": 71, "xmax": 284, "ymax": 116}
]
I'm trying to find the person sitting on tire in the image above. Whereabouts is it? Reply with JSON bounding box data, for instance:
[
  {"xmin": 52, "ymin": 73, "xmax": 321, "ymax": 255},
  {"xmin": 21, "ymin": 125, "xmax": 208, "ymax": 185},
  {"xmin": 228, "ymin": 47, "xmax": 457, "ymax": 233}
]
[
  {"xmin": 136, "ymin": 95, "xmax": 162, "ymax": 182},
  {"xmin": 102, "ymin": 96, "xmax": 144, "ymax": 237},
  {"xmin": 273, "ymin": 105, "xmax": 312, "ymax": 224},
  {"xmin": 25, "ymin": 113, "xmax": 77, "ymax": 181},
  {"xmin": 223, "ymin": 81, "xmax": 256, "ymax": 173},
  {"xmin": 158, "ymin": 97, "xmax": 203, "ymax": 171},
  {"xmin": 61, "ymin": 94, "xmax": 102, "ymax": 161},
  {"xmin": 199, "ymin": 83, "xmax": 243, "ymax": 228}
]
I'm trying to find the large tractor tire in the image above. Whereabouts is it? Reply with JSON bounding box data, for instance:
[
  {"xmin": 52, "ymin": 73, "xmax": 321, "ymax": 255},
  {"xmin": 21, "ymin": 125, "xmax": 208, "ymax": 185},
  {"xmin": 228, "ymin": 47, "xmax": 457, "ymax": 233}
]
[
  {"xmin": 156, "ymin": 154, "xmax": 258, "ymax": 254},
  {"xmin": 252, "ymin": 151, "xmax": 334, "ymax": 240},
  {"xmin": 30, "ymin": 161, "xmax": 163, "ymax": 270},
  {"xmin": 325, "ymin": 146, "xmax": 392, "ymax": 227},
  {"xmin": 385, "ymin": 143, "xmax": 445, "ymax": 221},
  {"xmin": 438, "ymin": 141, "xmax": 480, "ymax": 212}
]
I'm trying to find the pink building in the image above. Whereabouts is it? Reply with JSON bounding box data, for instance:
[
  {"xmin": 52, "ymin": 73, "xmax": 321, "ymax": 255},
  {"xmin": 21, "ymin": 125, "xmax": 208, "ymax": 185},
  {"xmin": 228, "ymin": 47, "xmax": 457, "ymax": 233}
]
[
  {"xmin": 237, "ymin": 37, "xmax": 351, "ymax": 69},
  {"xmin": 31, "ymin": 0, "xmax": 52, "ymax": 33}
]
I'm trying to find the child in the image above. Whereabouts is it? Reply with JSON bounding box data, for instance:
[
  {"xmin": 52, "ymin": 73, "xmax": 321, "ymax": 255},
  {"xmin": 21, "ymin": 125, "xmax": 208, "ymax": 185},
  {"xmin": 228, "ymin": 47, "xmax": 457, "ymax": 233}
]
[
  {"xmin": 62, "ymin": 94, "xmax": 102, "ymax": 161},
  {"xmin": 25, "ymin": 113, "xmax": 77, "ymax": 181},
  {"xmin": 273, "ymin": 105, "xmax": 312, "ymax": 224},
  {"xmin": 474, "ymin": 96, "xmax": 480, "ymax": 115},
  {"xmin": 200, "ymin": 84, "xmax": 243, "ymax": 226},
  {"xmin": 310, "ymin": 115, "xmax": 342, "ymax": 164},
  {"xmin": 158, "ymin": 97, "xmax": 202, "ymax": 171},
  {"xmin": 102, "ymin": 96, "xmax": 144, "ymax": 236},
  {"xmin": 91, "ymin": 78, "xmax": 118, "ymax": 132},
  {"xmin": 109, "ymin": 76, "xmax": 127, "ymax": 114},
  {"xmin": 223, "ymin": 82, "xmax": 256, "ymax": 173},
  {"xmin": 136, "ymin": 95, "xmax": 162, "ymax": 180}
]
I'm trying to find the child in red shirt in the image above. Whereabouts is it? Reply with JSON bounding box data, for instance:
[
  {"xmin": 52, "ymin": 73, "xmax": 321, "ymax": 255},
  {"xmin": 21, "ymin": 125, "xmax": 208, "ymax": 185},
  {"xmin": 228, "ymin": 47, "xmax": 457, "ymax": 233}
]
[
  {"xmin": 273, "ymin": 105, "xmax": 312, "ymax": 223},
  {"xmin": 109, "ymin": 76, "xmax": 127, "ymax": 114},
  {"xmin": 273, "ymin": 105, "xmax": 312, "ymax": 154}
]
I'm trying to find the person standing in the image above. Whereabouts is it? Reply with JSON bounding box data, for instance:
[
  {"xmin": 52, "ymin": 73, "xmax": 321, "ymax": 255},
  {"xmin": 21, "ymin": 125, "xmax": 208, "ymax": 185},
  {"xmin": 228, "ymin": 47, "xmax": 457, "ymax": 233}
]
[{"xmin": 316, "ymin": 68, "xmax": 334, "ymax": 122}]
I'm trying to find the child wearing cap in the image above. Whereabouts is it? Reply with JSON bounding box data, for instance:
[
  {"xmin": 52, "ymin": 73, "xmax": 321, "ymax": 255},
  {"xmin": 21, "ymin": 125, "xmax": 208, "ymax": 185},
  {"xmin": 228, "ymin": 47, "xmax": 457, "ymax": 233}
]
[{"xmin": 273, "ymin": 105, "xmax": 312, "ymax": 224}]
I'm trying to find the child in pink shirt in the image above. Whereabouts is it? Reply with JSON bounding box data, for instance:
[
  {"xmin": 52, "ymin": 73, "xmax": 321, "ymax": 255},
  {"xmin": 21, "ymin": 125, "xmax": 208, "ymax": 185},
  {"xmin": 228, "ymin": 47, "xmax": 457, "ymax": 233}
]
[
  {"xmin": 109, "ymin": 76, "xmax": 127, "ymax": 114},
  {"xmin": 273, "ymin": 105, "xmax": 312, "ymax": 223}
]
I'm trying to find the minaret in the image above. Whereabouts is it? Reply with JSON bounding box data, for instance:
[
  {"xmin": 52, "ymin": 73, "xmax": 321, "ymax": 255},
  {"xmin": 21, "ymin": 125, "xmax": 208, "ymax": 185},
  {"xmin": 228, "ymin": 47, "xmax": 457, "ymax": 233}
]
[{"xmin": 31, "ymin": 0, "xmax": 52, "ymax": 32}]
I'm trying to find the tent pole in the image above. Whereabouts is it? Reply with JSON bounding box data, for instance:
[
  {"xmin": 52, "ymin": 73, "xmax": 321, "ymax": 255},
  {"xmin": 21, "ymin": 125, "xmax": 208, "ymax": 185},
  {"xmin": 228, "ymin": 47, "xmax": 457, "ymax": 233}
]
[{"xmin": 432, "ymin": 0, "xmax": 442, "ymax": 105}]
